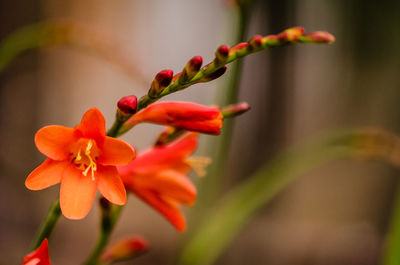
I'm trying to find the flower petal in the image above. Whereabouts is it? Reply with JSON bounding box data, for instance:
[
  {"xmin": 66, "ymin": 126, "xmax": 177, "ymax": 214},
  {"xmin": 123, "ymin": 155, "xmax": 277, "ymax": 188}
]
[
  {"xmin": 134, "ymin": 188, "xmax": 186, "ymax": 232},
  {"xmin": 60, "ymin": 164, "xmax": 97, "ymax": 219},
  {"xmin": 97, "ymin": 165, "xmax": 127, "ymax": 205},
  {"xmin": 75, "ymin": 108, "xmax": 106, "ymax": 140},
  {"xmin": 23, "ymin": 238, "xmax": 51, "ymax": 265},
  {"xmin": 118, "ymin": 133, "xmax": 198, "ymax": 176},
  {"xmin": 35, "ymin": 126, "xmax": 77, "ymax": 160},
  {"xmin": 25, "ymin": 159, "xmax": 68, "ymax": 190},
  {"xmin": 97, "ymin": 137, "xmax": 135, "ymax": 165},
  {"xmin": 135, "ymin": 170, "xmax": 196, "ymax": 206}
]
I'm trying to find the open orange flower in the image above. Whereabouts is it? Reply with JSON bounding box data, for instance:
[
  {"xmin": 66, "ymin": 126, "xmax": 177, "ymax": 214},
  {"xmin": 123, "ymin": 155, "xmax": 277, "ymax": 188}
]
[
  {"xmin": 121, "ymin": 101, "xmax": 223, "ymax": 135},
  {"xmin": 26, "ymin": 108, "xmax": 135, "ymax": 219},
  {"xmin": 118, "ymin": 133, "xmax": 208, "ymax": 231},
  {"xmin": 22, "ymin": 239, "xmax": 51, "ymax": 265}
]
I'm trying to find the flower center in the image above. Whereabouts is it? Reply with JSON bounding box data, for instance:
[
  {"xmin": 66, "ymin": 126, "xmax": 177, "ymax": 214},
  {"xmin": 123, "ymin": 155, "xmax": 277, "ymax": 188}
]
[{"xmin": 70, "ymin": 138, "xmax": 100, "ymax": 180}]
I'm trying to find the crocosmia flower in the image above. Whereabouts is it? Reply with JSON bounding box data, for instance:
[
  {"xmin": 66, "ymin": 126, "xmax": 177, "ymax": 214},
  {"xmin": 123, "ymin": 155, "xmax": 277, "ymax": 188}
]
[
  {"xmin": 121, "ymin": 101, "xmax": 223, "ymax": 135},
  {"xmin": 118, "ymin": 133, "xmax": 209, "ymax": 231},
  {"xmin": 26, "ymin": 108, "xmax": 135, "ymax": 219},
  {"xmin": 22, "ymin": 238, "xmax": 51, "ymax": 265}
]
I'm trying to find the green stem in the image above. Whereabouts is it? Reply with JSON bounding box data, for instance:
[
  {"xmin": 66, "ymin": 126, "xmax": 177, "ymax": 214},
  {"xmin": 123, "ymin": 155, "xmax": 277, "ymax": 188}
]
[
  {"xmin": 30, "ymin": 200, "xmax": 61, "ymax": 250},
  {"xmin": 83, "ymin": 205, "xmax": 124, "ymax": 265},
  {"xmin": 381, "ymin": 184, "xmax": 400, "ymax": 265}
]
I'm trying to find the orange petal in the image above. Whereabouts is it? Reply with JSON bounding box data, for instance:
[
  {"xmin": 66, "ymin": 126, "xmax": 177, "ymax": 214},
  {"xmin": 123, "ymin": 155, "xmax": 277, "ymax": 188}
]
[
  {"xmin": 135, "ymin": 189, "xmax": 186, "ymax": 232},
  {"xmin": 98, "ymin": 137, "xmax": 135, "ymax": 165},
  {"xmin": 25, "ymin": 159, "xmax": 68, "ymax": 190},
  {"xmin": 137, "ymin": 170, "xmax": 196, "ymax": 206},
  {"xmin": 97, "ymin": 166, "xmax": 127, "ymax": 205},
  {"xmin": 118, "ymin": 133, "xmax": 198, "ymax": 176},
  {"xmin": 35, "ymin": 125, "xmax": 77, "ymax": 160},
  {"xmin": 60, "ymin": 164, "xmax": 97, "ymax": 219},
  {"xmin": 75, "ymin": 108, "xmax": 106, "ymax": 140}
]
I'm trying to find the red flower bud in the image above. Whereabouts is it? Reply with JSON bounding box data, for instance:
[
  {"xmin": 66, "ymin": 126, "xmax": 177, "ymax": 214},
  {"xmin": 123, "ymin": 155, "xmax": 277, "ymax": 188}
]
[
  {"xmin": 199, "ymin": 66, "xmax": 227, "ymax": 83},
  {"xmin": 23, "ymin": 239, "xmax": 51, "ymax": 265},
  {"xmin": 303, "ymin": 31, "xmax": 335, "ymax": 43},
  {"xmin": 277, "ymin": 26, "xmax": 305, "ymax": 43},
  {"xmin": 215, "ymin": 45, "xmax": 229, "ymax": 64},
  {"xmin": 117, "ymin": 95, "xmax": 137, "ymax": 115},
  {"xmin": 221, "ymin": 102, "xmax": 250, "ymax": 118},
  {"xmin": 179, "ymin": 56, "xmax": 203, "ymax": 83},
  {"xmin": 148, "ymin": 69, "xmax": 174, "ymax": 98},
  {"xmin": 101, "ymin": 236, "xmax": 148, "ymax": 263},
  {"xmin": 248, "ymin": 35, "xmax": 263, "ymax": 50}
]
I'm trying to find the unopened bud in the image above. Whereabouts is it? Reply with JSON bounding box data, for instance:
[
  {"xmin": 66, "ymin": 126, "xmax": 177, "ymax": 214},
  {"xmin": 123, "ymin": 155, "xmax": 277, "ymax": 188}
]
[
  {"xmin": 221, "ymin": 102, "xmax": 250, "ymax": 118},
  {"xmin": 301, "ymin": 31, "xmax": 335, "ymax": 44},
  {"xmin": 179, "ymin": 56, "xmax": 203, "ymax": 83},
  {"xmin": 199, "ymin": 66, "xmax": 227, "ymax": 83},
  {"xmin": 117, "ymin": 95, "xmax": 137, "ymax": 115},
  {"xmin": 155, "ymin": 126, "xmax": 185, "ymax": 146},
  {"xmin": 229, "ymin": 42, "xmax": 248, "ymax": 57},
  {"xmin": 277, "ymin": 26, "xmax": 305, "ymax": 43},
  {"xmin": 148, "ymin": 69, "xmax": 173, "ymax": 98},
  {"xmin": 215, "ymin": 45, "xmax": 229, "ymax": 64},
  {"xmin": 262, "ymin": 34, "xmax": 279, "ymax": 47},
  {"xmin": 101, "ymin": 236, "xmax": 148, "ymax": 263},
  {"xmin": 248, "ymin": 35, "xmax": 263, "ymax": 50}
]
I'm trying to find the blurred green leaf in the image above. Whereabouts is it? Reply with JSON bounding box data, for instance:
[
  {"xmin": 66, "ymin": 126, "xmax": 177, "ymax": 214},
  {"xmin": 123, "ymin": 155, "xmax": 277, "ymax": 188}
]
[{"xmin": 178, "ymin": 129, "xmax": 398, "ymax": 265}]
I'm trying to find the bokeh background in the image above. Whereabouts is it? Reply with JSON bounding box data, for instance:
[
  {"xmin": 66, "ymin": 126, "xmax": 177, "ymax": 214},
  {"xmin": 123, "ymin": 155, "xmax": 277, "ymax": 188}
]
[{"xmin": 1, "ymin": 0, "xmax": 400, "ymax": 264}]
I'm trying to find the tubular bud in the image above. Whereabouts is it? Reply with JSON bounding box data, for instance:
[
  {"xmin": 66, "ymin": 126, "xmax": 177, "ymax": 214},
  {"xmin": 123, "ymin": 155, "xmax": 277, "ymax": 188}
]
[
  {"xmin": 199, "ymin": 66, "xmax": 227, "ymax": 83},
  {"xmin": 179, "ymin": 56, "xmax": 203, "ymax": 84},
  {"xmin": 101, "ymin": 236, "xmax": 148, "ymax": 263},
  {"xmin": 300, "ymin": 31, "xmax": 335, "ymax": 44},
  {"xmin": 229, "ymin": 42, "xmax": 248, "ymax": 57},
  {"xmin": 148, "ymin": 69, "xmax": 174, "ymax": 98},
  {"xmin": 118, "ymin": 95, "xmax": 137, "ymax": 115},
  {"xmin": 215, "ymin": 45, "xmax": 229, "ymax": 65},
  {"xmin": 221, "ymin": 102, "xmax": 251, "ymax": 118},
  {"xmin": 248, "ymin": 35, "xmax": 263, "ymax": 50},
  {"xmin": 277, "ymin": 26, "xmax": 305, "ymax": 43},
  {"xmin": 154, "ymin": 127, "xmax": 185, "ymax": 146},
  {"xmin": 262, "ymin": 34, "xmax": 279, "ymax": 48}
]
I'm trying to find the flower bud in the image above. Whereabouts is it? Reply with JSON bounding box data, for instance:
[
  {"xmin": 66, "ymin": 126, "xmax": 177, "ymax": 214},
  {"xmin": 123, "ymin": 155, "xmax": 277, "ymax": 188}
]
[
  {"xmin": 154, "ymin": 127, "xmax": 185, "ymax": 146},
  {"xmin": 277, "ymin": 26, "xmax": 305, "ymax": 43},
  {"xmin": 248, "ymin": 35, "xmax": 263, "ymax": 50},
  {"xmin": 148, "ymin": 69, "xmax": 174, "ymax": 98},
  {"xmin": 262, "ymin": 34, "xmax": 279, "ymax": 47},
  {"xmin": 229, "ymin": 42, "xmax": 248, "ymax": 57},
  {"xmin": 118, "ymin": 95, "xmax": 137, "ymax": 115},
  {"xmin": 179, "ymin": 56, "xmax": 203, "ymax": 83},
  {"xmin": 199, "ymin": 66, "xmax": 227, "ymax": 83},
  {"xmin": 221, "ymin": 102, "xmax": 250, "ymax": 118},
  {"xmin": 301, "ymin": 31, "xmax": 335, "ymax": 44},
  {"xmin": 101, "ymin": 236, "xmax": 148, "ymax": 263},
  {"xmin": 215, "ymin": 45, "xmax": 229, "ymax": 64}
]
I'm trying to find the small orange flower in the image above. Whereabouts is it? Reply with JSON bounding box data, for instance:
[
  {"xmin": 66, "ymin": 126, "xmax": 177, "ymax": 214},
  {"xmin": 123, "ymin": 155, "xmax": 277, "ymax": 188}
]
[
  {"xmin": 122, "ymin": 101, "xmax": 223, "ymax": 135},
  {"xmin": 118, "ymin": 133, "xmax": 208, "ymax": 231},
  {"xmin": 22, "ymin": 239, "xmax": 51, "ymax": 265},
  {"xmin": 26, "ymin": 108, "xmax": 135, "ymax": 219}
]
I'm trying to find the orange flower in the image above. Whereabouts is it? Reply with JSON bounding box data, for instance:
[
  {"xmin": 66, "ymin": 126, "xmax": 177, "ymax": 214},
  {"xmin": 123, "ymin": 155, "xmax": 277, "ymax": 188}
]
[
  {"xmin": 121, "ymin": 102, "xmax": 223, "ymax": 135},
  {"xmin": 22, "ymin": 239, "xmax": 51, "ymax": 265},
  {"xmin": 118, "ymin": 133, "xmax": 208, "ymax": 231},
  {"xmin": 25, "ymin": 108, "xmax": 135, "ymax": 219}
]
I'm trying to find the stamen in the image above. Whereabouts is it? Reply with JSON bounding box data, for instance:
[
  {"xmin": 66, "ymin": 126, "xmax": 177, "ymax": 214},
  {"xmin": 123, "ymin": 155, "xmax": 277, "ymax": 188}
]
[
  {"xmin": 75, "ymin": 150, "xmax": 82, "ymax": 161},
  {"xmin": 185, "ymin": 156, "xmax": 211, "ymax": 177}
]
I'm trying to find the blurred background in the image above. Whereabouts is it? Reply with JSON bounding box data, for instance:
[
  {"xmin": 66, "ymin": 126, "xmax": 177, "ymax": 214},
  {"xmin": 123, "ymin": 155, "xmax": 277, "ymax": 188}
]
[{"xmin": 1, "ymin": 0, "xmax": 400, "ymax": 264}]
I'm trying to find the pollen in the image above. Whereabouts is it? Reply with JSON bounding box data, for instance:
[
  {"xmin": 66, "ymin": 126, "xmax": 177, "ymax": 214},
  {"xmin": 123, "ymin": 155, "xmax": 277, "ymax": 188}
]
[
  {"xmin": 70, "ymin": 139, "xmax": 100, "ymax": 181},
  {"xmin": 185, "ymin": 156, "xmax": 211, "ymax": 177}
]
